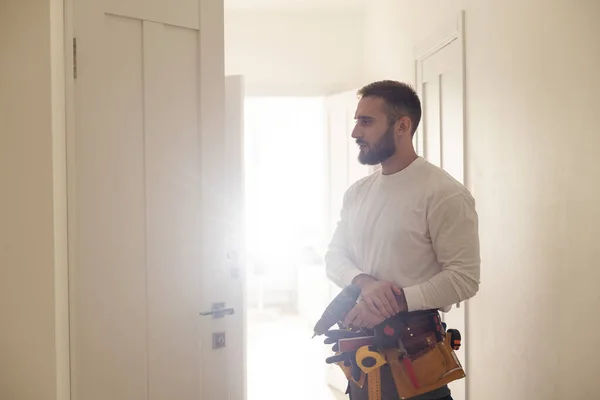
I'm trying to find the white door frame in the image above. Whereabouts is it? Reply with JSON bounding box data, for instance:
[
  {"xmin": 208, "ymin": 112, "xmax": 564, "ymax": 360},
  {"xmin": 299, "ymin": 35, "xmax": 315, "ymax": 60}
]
[
  {"xmin": 63, "ymin": 0, "xmax": 75, "ymax": 397},
  {"xmin": 224, "ymin": 74, "xmax": 247, "ymax": 400},
  {"xmin": 414, "ymin": 9, "xmax": 470, "ymax": 400}
]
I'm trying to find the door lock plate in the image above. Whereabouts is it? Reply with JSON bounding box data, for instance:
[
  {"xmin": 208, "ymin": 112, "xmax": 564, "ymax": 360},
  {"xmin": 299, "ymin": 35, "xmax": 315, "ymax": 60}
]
[{"xmin": 212, "ymin": 332, "xmax": 226, "ymax": 349}]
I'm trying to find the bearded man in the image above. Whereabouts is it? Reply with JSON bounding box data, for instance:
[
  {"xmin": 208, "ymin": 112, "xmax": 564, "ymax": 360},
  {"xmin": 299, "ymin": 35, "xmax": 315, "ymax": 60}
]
[{"xmin": 324, "ymin": 80, "xmax": 481, "ymax": 400}]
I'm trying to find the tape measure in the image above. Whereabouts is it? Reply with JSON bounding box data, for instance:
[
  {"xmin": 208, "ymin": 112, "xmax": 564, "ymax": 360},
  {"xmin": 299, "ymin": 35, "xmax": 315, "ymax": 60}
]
[
  {"xmin": 367, "ymin": 368, "xmax": 382, "ymax": 400},
  {"xmin": 355, "ymin": 345, "xmax": 387, "ymax": 374},
  {"xmin": 447, "ymin": 329, "xmax": 462, "ymax": 350},
  {"xmin": 357, "ymin": 345, "xmax": 384, "ymax": 400}
]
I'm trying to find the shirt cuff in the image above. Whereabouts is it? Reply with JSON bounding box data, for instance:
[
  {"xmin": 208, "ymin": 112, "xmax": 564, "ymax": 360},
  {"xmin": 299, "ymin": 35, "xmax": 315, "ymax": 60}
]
[
  {"xmin": 402, "ymin": 285, "xmax": 426, "ymax": 312},
  {"xmin": 341, "ymin": 266, "xmax": 365, "ymax": 288}
]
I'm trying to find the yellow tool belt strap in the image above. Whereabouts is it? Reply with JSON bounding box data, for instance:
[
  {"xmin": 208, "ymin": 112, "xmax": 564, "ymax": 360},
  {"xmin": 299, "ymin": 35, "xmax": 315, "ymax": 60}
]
[{"xmin": 367, "ymin": 369, "xmax": 382, "ymax": 400}]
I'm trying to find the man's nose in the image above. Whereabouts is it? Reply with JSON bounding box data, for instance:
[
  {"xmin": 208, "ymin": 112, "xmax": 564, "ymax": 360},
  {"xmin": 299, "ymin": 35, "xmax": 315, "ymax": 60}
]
[{"xmin": 351, "ymin": 126, "xmax": 360, "ymax": 139}]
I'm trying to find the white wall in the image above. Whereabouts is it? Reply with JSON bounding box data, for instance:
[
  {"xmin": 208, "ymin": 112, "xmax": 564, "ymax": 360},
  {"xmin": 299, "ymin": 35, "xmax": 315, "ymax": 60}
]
[
  {"xmin": 364, "ymin": 0, "xmax": 600, "ymax": 399},
  {"xmin": 225, "ymin": 9, "xmax": 365, "ymax": 96},
  {"xmin": 0, "ymin": 1, "xmax": 70, "ymax": 400}
]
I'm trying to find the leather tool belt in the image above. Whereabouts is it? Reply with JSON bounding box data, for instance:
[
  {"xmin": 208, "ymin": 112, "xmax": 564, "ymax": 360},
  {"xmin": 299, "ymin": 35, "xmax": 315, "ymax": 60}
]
[{"xmin": 328, "ymin": 310, "xmax": 465, "ymax": 400}]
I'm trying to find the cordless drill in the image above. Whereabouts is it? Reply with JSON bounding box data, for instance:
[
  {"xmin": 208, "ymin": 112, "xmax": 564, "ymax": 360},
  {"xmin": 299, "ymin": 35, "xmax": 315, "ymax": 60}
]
[
  {"xmin": 312, "ymin": 283, "xmax": 408, "ymax": 346},
  {"xmin": 312, "ymin": 284, "xmax": 362, "ymax": 337}
]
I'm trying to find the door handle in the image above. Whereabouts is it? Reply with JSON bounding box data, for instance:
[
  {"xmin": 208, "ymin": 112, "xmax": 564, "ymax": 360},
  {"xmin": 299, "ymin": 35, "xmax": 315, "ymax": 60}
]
[
  {"xmin": 199, "ymin": 308, "xmax": 234, "ymax": 317},
  {"xmin": 199, "ymin": 302, "xmax": 235, "ymax": 319}
]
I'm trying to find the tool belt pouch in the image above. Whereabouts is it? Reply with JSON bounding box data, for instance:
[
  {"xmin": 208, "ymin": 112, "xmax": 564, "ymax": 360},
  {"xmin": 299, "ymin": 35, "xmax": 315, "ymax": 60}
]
[
  {"xmin": 335, "ymin": 354, "xmax": 366, "ymax": 388},
  {"xmin": 384, "ymin": 334, "xmax": 466, "ymax": 400}
]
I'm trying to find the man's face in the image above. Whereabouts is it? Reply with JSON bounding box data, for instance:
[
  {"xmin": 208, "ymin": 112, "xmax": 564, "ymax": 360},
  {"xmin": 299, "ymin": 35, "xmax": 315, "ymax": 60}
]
[{"xmin": 352, "ymin": 96, "xmax": 396, "ymax": 166}]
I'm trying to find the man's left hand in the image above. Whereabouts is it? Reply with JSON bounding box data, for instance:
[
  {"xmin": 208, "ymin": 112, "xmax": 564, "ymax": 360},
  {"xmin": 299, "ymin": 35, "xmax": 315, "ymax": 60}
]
[{"xmin": 343, "ymin": 301, "xmax": 386, "ymax": 329}]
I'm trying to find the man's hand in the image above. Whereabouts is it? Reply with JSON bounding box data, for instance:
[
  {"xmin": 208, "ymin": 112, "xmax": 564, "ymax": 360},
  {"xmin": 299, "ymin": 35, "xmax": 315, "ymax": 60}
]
[
  {"xmin": 343, "ymin": 301, "xmax": 386, "ymax": 329},
  {"xmin": 353, "ymin": 274, "xmax": 407, "ymax": 318}
]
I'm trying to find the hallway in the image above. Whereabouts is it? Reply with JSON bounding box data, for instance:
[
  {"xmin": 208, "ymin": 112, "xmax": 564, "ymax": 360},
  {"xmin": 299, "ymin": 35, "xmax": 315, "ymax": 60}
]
[{"xmin": 247, "ymin": 308, "xmax": 346, "ymax": 400}]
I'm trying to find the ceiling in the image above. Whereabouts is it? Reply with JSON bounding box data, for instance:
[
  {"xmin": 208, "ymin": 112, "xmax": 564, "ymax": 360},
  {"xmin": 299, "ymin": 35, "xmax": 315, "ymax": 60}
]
[{"xmin": 224, "ymin": 0, "xmax": 366, "ymax": 11}]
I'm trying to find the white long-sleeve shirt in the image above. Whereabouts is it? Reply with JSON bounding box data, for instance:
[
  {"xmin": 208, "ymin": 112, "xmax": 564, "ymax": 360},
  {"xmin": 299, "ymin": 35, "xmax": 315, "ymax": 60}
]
[{"xmin": 325, "ymin": 157, "xmax": 481, "ymax": 312}]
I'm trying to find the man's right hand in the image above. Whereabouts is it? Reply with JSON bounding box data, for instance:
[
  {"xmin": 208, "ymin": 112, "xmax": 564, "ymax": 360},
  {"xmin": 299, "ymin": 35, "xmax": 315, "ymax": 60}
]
[{"xmin": 352, "ymin": 274, "xmax": 404, "ymax": 318}]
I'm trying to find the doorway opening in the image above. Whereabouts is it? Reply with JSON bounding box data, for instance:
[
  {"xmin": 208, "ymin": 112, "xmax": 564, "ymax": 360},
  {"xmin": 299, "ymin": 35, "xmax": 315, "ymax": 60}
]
[{"xmin": 243, "ymin": 96, "xmax": 344, "ymax": 400}]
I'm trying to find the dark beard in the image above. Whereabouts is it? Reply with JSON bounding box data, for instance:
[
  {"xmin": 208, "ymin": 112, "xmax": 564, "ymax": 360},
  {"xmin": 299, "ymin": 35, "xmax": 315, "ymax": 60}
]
[{"xmin": 357, "ymin": 123, "xmax": 396, "ymax": 166}]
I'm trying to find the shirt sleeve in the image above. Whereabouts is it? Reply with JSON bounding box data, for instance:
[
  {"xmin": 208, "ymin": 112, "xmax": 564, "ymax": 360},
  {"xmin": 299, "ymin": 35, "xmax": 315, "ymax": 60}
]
[
  {"xmin": 402, "ymin": 192, "xmax": 481, "ymax": 311},
  {"xmin": 324, "ymin": 189, "xmax": 364, "ymax": 288}
]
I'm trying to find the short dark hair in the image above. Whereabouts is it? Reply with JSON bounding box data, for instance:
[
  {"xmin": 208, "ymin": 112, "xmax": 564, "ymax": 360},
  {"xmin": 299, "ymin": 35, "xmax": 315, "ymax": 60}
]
[{"xmin": 357, "ymin": 80, "xmax": 422, "ymax": 135}]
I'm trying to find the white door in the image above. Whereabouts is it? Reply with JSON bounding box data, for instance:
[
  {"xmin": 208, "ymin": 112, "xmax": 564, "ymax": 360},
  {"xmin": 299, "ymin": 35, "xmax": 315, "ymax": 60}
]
[
  {"xmin": 415, "ymin": 19, "xmax": 467, "ymax": 400},
  {"xmin": 67, "ymin": 0, "xmax": 245, "ymax": 398},
  {"xmin": 323, "ymin": 89, "xmax": 371, "ymax": 394}
]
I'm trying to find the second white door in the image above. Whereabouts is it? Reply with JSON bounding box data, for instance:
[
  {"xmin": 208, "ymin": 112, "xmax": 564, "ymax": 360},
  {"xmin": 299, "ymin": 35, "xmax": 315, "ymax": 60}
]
[{"xmin": 416, "ymin": 27, "xmax": 467, "ymax": 400}]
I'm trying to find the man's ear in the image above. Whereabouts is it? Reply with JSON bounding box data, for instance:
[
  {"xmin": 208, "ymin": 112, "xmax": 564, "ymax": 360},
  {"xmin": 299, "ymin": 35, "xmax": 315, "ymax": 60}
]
[{"xmin": 395, "ymin": 116, "xmax": 412, "ymax": 137}]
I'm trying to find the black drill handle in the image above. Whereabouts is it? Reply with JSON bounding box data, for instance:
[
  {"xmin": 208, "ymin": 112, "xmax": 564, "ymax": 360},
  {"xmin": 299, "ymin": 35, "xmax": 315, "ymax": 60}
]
[{"xmin": 313, "ymin": 284, "xmax": 362, "ymax": 336}]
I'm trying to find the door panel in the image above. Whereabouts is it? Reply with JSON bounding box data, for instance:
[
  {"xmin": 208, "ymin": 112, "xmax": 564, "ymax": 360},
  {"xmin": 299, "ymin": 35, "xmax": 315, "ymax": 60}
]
[
  {"xmin": 104, "ymin": 0, "xmax": 199, "ymax": 29},
  {"xmin": 143, "ymin": 20, "xmax": 202, "ymax": 400},
  {"xmin": 70, "ymin": 12, "xmax": 148, "ymax": 400},
  {"xmin": 417, "ymin": 36, "xmax": 467, "ymax": 400},
  {"xmin": 423, "ymin": 79, "xmax": 442, "ymax": 167},
  {"xmin": 422, "ymin": 40, "xmax": 464, "ymax": 182},
  {"xmin": 69, "ymin": 1, "xmax": 237, "ymax": 399}
]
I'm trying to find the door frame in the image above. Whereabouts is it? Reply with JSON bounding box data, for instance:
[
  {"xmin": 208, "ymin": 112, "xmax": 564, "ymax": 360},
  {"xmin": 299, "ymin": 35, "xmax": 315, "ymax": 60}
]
[
  {"xmin": 224, "ymin": 74, "xmax": 247, "ymax": 400},
  {"xmin": 63, "ymin": 0, "xmax": 75, "ymax": 398},
  {"xmin": 413, "ymin": 9, "xmax": 470, "ymax": 400}
]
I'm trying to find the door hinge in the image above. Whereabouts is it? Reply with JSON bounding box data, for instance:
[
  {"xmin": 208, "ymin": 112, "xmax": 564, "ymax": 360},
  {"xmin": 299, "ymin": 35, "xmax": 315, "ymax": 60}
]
[{"xmin": 72, "ymin": 38, "xmax": 77, "ymax": 79}]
